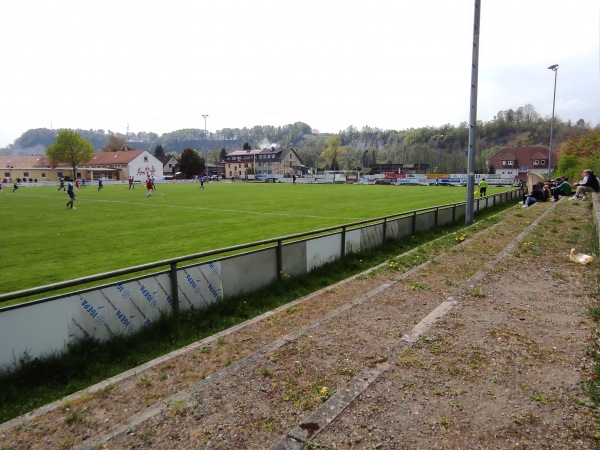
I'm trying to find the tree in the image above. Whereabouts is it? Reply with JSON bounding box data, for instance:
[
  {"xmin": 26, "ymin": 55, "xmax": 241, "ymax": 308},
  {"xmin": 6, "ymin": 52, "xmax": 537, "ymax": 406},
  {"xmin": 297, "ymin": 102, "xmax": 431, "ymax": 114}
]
[
  {"xmin": 14, "ymin": 128, "xmax": 58, "ymax": 150},
  {"xmin": 320, "ymin": 135, "xmax": 343, "ymax": 171},
  {"xmin": 177, "ymin": 148, "xmax": 203, "ymax": 178},
  {"xmin": 243, "ymin": 142, "xmax": 252, "ymax": 150},
  {"xmin": 154, "ymin": 145, "xmax": 165, "ymax": 158},
  {"xmin": 101, "ymin": 135, "xmax": 128, "ymax": 152},
  {"xmin": 46, "ymin": 130, "xmax": 95, "ymax": 181},
  {"xmin": 556, "ymin": 129, "xmax": 600, "ymax": 180}
]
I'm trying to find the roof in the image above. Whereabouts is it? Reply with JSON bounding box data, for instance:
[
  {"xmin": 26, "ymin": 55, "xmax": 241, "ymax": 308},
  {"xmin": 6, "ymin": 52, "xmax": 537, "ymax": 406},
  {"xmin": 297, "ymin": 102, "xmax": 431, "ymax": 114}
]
[
  {"xmin": 81, "ymin": 150, "xmax": 146, "ymax": 166},
  {"xmin": 0, "ymin": 150, "xmax": 150, "ymax": 169},
  {"xmin": 529, "ymin": 152, "xmax": 547, "ymax": 160},
  {"xmin": 499, "ymin": 152, "xmax": 516, "ymax": 161},
  {"xmin": 157, "ymin": 154, "xmax": 177, "ymax": 165},
  {"xmin": 226, "ymin": 149, "xmax": 263, "ymax": 157},
  {"xmin": 487, "ymin": 146, "xmax": 558, "ymax": 169},
  {"xmin": 0, "ymin": 155, "xmax": 53, "ymax": 168}
]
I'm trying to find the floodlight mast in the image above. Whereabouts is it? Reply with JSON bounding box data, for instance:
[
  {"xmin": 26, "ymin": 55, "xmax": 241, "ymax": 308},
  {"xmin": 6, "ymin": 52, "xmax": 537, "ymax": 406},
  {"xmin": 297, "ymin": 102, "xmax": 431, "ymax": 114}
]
[
  {"xmin": 547, "ymin": 64, "xmax": 559, "ymax": 181},
  {"xmin": 465, "ymin": 0, "xmax": 481, "ymax": 225},
  {"xmin": 202, "ymin": 114, "xmax": 209, "ymax": 176}
]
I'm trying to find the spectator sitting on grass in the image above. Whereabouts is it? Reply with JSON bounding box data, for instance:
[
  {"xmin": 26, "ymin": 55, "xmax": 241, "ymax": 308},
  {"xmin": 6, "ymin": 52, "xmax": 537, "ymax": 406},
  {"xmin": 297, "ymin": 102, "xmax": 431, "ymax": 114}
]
[
  {"xmin": 523, "ymin": 182, "xmax": 547, "ymax": 208},
  {"xmin": 551, "ymin": 177, "xmax": 572, "ymax": 202},
  {"xmin": 570, "ymin": 169, "xmax": 599, "ymax": 201}
]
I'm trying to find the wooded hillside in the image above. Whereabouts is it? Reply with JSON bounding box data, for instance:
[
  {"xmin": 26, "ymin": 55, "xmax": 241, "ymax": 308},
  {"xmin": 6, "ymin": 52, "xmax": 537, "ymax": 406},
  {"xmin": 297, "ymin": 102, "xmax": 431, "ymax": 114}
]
[{"xmin": 1, "ymin": 104, "xmax": 594, "ymax": 174}]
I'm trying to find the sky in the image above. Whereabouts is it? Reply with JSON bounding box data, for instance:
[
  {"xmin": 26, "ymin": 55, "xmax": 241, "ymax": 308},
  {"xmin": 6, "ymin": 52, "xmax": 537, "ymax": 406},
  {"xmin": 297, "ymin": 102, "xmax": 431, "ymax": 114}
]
[{"xmin": 1, "ymin": 0, "xmax": 599, "ymax": 148}]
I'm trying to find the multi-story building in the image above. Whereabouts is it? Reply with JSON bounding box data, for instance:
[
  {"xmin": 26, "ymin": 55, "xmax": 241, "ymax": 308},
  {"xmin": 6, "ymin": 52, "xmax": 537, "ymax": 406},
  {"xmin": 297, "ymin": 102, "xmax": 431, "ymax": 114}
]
[
  {"xmin": 222, "ymin": 147, "xmax": 303, "ymax": 180},
  {"xmin": 0, "ymin": 149, "xmax": 163, "ymax": 183},
  {"xmin": 222, "ymin": 149, "xmax": 262, "ymax": 180},
  {"xmin": 486, "ymin": 146, "xmax": 557, "ymax": 183},
  {"xmin": 255, "ymin": 147, "xmax": 302, "ymax": 177}
]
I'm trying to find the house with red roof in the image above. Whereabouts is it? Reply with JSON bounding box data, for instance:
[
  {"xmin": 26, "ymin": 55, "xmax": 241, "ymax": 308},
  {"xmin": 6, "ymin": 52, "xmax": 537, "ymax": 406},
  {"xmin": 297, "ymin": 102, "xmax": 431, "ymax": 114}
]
[
  {"xmin": 0, "ymin": 149, "xmax": 163, "ymax": 183},
  {"xmin": 486, "ymin": 146, "xmax": 558, "ymax": 183}
]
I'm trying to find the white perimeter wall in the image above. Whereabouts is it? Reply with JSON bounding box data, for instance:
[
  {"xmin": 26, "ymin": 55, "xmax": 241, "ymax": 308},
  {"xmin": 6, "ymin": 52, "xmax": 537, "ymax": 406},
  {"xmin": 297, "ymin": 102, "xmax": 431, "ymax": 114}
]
[{"xmin": 0, "ymin": 192, "xmax": 519, "ymax": 369}]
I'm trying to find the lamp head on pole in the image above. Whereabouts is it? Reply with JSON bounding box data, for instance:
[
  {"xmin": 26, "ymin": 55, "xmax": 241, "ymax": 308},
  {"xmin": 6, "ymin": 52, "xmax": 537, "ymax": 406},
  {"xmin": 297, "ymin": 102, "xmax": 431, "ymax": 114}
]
[{"xmin": 547, "ymin": 64, "xmax": 559, "ymax": 71}]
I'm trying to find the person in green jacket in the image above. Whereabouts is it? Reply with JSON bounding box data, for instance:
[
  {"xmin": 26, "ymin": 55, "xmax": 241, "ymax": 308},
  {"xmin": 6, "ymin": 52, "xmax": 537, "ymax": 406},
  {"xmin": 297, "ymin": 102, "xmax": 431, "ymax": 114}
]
[
  {"xmin": 551, "ymin": 177, "xmax": 572, "ymax": 201},
  {"xmin": 478, "ymin": 178, "xmax": 488, "ymax": 197}
]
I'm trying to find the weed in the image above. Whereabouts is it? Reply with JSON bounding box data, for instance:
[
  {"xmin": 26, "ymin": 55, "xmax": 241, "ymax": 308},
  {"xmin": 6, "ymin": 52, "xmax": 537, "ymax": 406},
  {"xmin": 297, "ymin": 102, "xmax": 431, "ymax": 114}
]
[
  {"xmin": 409, "ymin": 283, "xmax": 427, "ymax": 291},
  {"xmin": 59, "ymin": 437, "xmax": 75, "ymax": 446},
  {"xmin": 259, "ymin": 367, "xmax": 273, "ymax": 377},
  {"xmin": 261, "ymin": 418, "xmax": 274, "ymax": 433},
  {"xmin": 64, "ymin": 409, "xmax": 85, "ymax": 425},
  {"xmin": 318, "ymin": 386, "xmax": 333, "ymax": 402},
  {"xmin": 166, "ymin": 399, "xmax": 187, "ymax": 418},
  {"xmin": 468, "ymin": 352, "xmax": 486, "ymax": 368},
  {"xmin": 285, "ymin": 305, "xmax": 300, "ymax": 316},
  {"xmin": 469, "ymin": 288, "xmax": 486, "ymax": 298},
  {"xmin": 138, "ymin": 373, "xmax": 153, "ymax": 388},
  {"xmin": 397, "ymin": 358, "xmax": 425, "ymax": 368},
  {"xmin": 333, "ymin": 365, "xmax": 355, "ymax": 377},
  {"xmin": 15, "ymin": 420, "xmax": 35, "ymax": 432},
  {"xmin": 440, "ymin": 416, "xmax": 453, "ymax": 429},
  {"xmin": 530, "ymin": 392, "xmax": 550, "ymax": 405}
]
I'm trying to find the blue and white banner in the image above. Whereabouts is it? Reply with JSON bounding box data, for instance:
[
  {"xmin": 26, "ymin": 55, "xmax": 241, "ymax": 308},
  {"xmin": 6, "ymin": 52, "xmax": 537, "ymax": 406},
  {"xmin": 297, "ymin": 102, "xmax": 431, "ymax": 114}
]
[
  {"xmin": 177, "ymin": 261, "xmax": 223, "ymax": 311},
  {"xmin": 68, "ymin": 272, "xmax": 174, "ymax": 342}
]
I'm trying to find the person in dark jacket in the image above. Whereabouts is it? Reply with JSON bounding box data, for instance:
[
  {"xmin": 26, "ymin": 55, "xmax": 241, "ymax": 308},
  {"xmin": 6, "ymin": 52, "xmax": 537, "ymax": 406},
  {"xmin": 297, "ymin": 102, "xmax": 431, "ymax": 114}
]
[
  {"xmin": 571, "ymin": 169, "xmax": 599, "ymax": 200},
  {"xmin": 523, "ymin": 182, "xmax": 547, "ymax": 208}
]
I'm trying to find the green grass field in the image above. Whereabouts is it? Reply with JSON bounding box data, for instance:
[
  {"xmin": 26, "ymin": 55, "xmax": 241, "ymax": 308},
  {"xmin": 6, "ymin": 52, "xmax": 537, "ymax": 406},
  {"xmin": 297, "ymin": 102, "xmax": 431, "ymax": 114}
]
[{"xmin": 0, "ymin": 181, "xmax": 506, "ymax": 296}]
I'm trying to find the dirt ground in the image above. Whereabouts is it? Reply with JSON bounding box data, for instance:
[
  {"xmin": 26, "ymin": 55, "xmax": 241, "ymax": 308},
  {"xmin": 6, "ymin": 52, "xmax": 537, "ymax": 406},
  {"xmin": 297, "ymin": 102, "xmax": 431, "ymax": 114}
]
[{"xmin": 1, "ymin": 197, "xmax": 599, "ymax": 449}]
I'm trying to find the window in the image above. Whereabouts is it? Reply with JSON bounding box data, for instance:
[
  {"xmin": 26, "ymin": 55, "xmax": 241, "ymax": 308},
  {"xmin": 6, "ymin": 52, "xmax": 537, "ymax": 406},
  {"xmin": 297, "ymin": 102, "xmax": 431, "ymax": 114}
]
[
  {"xmin": 508, "ymin": 161, "xmax": 513, "ymax": 166},
  {"xmin": 502, "ymin": 161, "xmax": 506, "ymax": 166},
  {"xmin": 533, "ymin": 160, "xmax": 539, "ymax": 166},
  {"xmin": 143, "ymin": 156, "xmax": 148, "ymax": 162},
  {"xmin": 23, "ymin": 172, "xmax": 29, "ymax": 177},
  {"xmin": 41, "ymin": 172, "xmax": 46, "ymax": 178},
  {"xmin": 4, "ymin": 172, "xmax": 10, "ymax": 177},
  {"xmin": 541, "ymin": 160, "xmax": 546, "ymax": 165},
  {"xmin": 58, "ymin": 172, "xmax": 64, "ymax": 178}
]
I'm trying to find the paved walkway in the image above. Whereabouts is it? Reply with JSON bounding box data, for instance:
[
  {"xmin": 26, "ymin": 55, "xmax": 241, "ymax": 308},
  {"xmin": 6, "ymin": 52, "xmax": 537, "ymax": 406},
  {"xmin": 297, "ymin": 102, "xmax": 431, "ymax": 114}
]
[{"xmin": 1, "ymin": 195, "xmax": 599, "ymax": 449}]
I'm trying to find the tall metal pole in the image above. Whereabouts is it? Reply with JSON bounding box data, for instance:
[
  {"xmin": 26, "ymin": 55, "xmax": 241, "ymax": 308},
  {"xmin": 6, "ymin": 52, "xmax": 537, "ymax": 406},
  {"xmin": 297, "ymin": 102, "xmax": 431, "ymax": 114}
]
[
  {"xmin": 547, "ymin": 64, "xmax": 558, "ymax": 181},
  {"xmin": 202, "ymin": 114, "xmax": 209, "ymax": 176},
  {"xmin": 466, "ymin": 0, "xmax": 481, "ymax": 225}
]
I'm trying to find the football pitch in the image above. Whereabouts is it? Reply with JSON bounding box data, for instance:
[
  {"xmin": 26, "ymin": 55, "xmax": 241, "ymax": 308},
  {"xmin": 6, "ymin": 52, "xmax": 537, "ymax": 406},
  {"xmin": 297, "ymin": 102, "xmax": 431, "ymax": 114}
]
[{"xmin": 0, "ymin": 181, "xmax": 506, "ymax": 296}]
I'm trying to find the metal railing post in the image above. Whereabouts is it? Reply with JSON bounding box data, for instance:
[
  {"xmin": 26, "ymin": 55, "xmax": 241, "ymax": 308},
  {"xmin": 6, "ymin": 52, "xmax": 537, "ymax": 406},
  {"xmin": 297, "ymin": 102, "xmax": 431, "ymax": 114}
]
[
  {"xmin": 170, "ymin": 262, "xmax": 179, "ymax": 318},
  {"xmin": 277, "ymin": 239, "xmax": 283, "ymax": 279}
]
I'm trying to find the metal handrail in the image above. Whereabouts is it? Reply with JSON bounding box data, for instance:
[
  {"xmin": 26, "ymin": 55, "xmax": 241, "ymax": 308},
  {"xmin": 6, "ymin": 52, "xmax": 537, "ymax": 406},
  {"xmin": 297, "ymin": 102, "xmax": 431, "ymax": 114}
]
[{"xmin": 0, "ymin": 196, "xmax": 501, "ymax": 305}]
